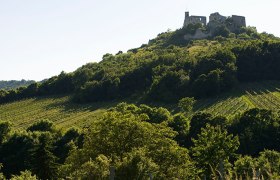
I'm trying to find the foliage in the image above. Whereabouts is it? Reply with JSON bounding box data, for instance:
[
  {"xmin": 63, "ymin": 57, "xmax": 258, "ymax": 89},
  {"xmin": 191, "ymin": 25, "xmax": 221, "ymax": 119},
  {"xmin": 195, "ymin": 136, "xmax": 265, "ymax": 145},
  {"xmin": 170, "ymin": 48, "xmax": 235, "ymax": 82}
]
[
  {"xmin": 64, "ymin": 155, "xmax": 110, "ymax": 180},
  {"xmin": 0, "ymin": 121, "xmax": 11, "ymax": 144},
  {"xmin": 212, "ymin": 25, "xmax": 230, "ymax": 37},
  {"xmin": 234, "ymin": 155, "xmax": 256, "ymax": 178},
  {"xmin": 230, "ymin": 108, "xmax": 280, "ymax": 156},
  {"xmin": 178, "ymin": 97, "xmax": 196, "ymax": 113},
  {"xmin": 0, "ymin": 80, "xmax": 35, "ymax": 90},
  {"xmin": 191, "ymin": 125, "xmax": 239, "ymax": 178},
  {"xmin": 30, "ymin": 133, "xmax": 59, "ymax": 180},
  {"xmin": 0, "ymin": 104, "xmax": 280, "ymax": 178},
  {"xmin": 233, "ymin": 150, "xmax": 280, "ymax": 179},
  {"xmin": 257, "ymin": 150, "xmax": 280, "ymax": 179},
  {"xmin": 27, "ymin": 120, "xmax": 55, "ymax": 132},
  {"xmin": 115, "ymin": 148, "xmax": 159, "ymax": 180},
  {"xmin": 63, "ymin": 105, "xmax": 197, "ymax": 179},
  {"xmin": 168, "ymin": 113, "xmax": 190, "ymax": 146},
  {"xmin": 0, "ymin": 132, "xmax": 35, "ymax": 177},
  {"xmin": 10, "ymin": 170, "xmax": 37, "ymax": 180}
]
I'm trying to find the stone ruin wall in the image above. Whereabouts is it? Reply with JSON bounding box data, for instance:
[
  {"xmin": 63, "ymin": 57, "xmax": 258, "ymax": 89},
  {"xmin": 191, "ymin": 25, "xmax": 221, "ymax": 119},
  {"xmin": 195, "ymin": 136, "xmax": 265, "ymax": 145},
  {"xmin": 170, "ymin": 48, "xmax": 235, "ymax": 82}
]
[
  {"xmin": 183, "ymin": 12, "xmax": 246, "ymax": 40},
  {"xmin": 184, "ymin": 12, "xmax": 207, "ymax": 27},
  {"xmin": 232, "ymin": 15, "xmax": 246, "ymax": 27}
]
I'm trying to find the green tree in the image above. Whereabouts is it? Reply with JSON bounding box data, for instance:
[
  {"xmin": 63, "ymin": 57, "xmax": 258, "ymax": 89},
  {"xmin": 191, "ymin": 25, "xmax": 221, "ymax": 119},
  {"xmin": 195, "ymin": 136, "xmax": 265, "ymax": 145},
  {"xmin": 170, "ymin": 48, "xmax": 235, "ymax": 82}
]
[
  {"xmin": 54, "ymin": 128, "xmax": 82, "ymax": 164},
  {"xmin": 213, "ymin": 25, "xmax": 230, "ymax": 37},
  {"xmin": 27, "ymin": 120, "xmax": 55, "ymax": 132},
  {"xmin": 178, "ymin": 97, "xmax": 196, "ymax": 114},
  {"xmin": 186, "ymin": 112, "xmax": 213, "ymax": 147},
  {"xmin": 30, "ymin": 133, "xmax": 59, "ymax": 180},
  {"xmin": 257, "ymin": 150, "xmax": 280, "ymax": 178},
  {"xmin": 66, "ymin": 155, "xmax": 110, "ymax": 180},
  {"xmin": 191, "ymin": 125, "xmax": 239, "ymax": 178},
  {"xmin": 0, "ymin": 132, "xmax": 35, "ymax": 177},
  {"xmin": 230, "ymin": 108, "xmax": 280, "ymax": 156},
  {"xmin": 0, "ymin": 121, "xmax": 11, "ymax": 144},
  {"xmin": 234, "ymin": 155, "xmax": 256, "ymax": 179},
  {"xmin": 192, "ymin": 69, "xmax": 223, "ymax": 98},
  {"xmin": 64, "ymin": 109, "xmax": 197, "ymax": 179},
  {"xmin": 10, "ymin": 170, "xmax": 37, "ymax": 180},
  {"xmin": 116, "ymin": 148, "xmax": 159, "ymax": 180},
  {"xmin": 168, "ymin": 113, "xmax": 190, "ymax": 146}
]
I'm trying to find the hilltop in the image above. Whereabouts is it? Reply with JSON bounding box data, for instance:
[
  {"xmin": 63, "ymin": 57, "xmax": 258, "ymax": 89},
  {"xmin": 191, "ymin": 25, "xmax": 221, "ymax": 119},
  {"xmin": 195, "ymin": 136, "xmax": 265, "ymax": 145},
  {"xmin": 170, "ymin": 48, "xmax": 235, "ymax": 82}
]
[
  {"xmin": 0, "ymin": 24, "xmax": 279, "ymax": 105},
  {"xmin": 183, "ymin": 11, "xmax": 246, "ymax": 40}
]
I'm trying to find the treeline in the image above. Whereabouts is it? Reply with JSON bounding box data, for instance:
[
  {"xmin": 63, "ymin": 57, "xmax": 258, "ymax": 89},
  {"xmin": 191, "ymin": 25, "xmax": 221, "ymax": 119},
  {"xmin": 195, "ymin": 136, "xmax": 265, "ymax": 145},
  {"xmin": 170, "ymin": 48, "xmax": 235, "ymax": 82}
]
[
  {"xmin": 0, "ymin": 102, "xmax": 279, "ymax": 179},
  {"xmin": 0, "ymin": 72, "xmax": 74, "ymax": 103},
  {"xmin": 0, "ymin": 27, "xmax": 280, "ymax": 104},
  {"xmin": 0, "ymin": 80, "xmax": 35, "ymax": 90}
]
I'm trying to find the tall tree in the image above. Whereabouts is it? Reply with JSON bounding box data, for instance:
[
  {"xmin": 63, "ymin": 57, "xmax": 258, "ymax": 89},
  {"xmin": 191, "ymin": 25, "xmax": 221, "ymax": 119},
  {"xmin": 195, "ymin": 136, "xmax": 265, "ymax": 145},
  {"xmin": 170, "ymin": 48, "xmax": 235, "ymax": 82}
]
[{"xmin": 30, "ymin": 133, "xmax": 58, "ymax": 180}]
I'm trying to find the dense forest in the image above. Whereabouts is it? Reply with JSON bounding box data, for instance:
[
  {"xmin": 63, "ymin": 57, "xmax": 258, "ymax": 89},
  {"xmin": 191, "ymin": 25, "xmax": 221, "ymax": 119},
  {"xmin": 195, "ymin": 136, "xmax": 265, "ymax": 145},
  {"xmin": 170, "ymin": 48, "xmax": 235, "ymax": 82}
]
[{"xmin": 0, "ymin": 24, "xmax": 280, "ymax": 179}]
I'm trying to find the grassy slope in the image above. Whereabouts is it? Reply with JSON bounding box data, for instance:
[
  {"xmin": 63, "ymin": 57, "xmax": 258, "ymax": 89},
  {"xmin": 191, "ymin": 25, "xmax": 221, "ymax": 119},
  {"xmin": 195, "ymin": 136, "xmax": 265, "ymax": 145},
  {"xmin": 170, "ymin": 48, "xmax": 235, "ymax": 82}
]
[{"xmin": 1, "ymin": 81, "xmax": 280, "ymax": 129}]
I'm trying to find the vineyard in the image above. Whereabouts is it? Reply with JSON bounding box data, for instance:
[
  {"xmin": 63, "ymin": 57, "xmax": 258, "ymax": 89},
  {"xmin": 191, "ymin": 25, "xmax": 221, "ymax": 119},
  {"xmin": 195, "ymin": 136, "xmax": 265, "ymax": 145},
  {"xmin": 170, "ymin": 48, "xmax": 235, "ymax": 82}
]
[
  {"xmin": 1, "ymin": 81, "xmax": 280, "ymax": 129},
  {"xmin": 0, "ymin": 96, "xmax": 117, "ymax": 130},
  {"xmin": 195, "ymin": 81, "xmax": 280, "ymax": 117}
]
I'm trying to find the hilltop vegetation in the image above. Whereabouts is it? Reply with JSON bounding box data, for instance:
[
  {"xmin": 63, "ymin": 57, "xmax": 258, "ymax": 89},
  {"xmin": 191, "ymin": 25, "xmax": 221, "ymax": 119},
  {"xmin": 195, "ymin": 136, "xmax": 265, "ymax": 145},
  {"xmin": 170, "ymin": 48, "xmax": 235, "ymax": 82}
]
[{"xmin": 0, "ymin": 26, "xmax": 280, "ymax": 104}]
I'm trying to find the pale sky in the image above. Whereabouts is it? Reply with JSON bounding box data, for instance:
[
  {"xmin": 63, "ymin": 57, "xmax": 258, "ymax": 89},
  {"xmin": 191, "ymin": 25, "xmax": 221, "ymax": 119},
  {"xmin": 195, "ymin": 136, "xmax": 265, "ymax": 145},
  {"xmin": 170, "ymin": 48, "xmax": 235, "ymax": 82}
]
[{"xmin": 0, "ymin": 0, "xmax": 279, "ymax": 81}]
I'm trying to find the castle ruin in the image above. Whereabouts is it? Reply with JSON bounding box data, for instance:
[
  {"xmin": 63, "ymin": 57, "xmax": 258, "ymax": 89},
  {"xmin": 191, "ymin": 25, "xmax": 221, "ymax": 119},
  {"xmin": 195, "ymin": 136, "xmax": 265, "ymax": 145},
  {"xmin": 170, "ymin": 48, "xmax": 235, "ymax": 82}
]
[
  {"xmin": 184, "ymin": 12, "xmax": 207, "ymax": 27},
  {"xmin": 183, "ymin": 12, "xmax": 246, "ymax": 40},
  {"xmin": 183, "ymin": 11, "xmax": 246, "ymax": 28}
]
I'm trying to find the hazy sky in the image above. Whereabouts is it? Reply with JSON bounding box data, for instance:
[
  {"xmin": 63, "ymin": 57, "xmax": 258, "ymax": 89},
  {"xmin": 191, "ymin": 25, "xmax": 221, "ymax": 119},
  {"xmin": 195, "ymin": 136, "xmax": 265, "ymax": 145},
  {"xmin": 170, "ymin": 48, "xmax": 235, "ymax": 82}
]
[{"xmin": 0, "ymin": 0, "xmax": 279, "ymax": 81}]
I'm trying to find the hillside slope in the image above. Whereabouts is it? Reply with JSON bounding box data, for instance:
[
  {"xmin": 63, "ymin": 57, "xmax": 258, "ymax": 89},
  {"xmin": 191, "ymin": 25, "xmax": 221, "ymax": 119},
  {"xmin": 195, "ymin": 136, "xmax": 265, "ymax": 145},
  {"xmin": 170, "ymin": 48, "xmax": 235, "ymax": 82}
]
[{"xmin": 2, "ymin": 81, "xmax": 280, "ymax": 129}]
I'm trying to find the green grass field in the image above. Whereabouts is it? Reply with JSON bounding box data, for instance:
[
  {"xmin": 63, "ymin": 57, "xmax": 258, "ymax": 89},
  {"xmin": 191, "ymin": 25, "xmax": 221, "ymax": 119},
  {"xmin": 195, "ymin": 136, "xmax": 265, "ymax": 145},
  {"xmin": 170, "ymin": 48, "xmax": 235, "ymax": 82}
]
[{"xmin": 1, "ymin": 81, "xmax": 280, "ymax": 129}]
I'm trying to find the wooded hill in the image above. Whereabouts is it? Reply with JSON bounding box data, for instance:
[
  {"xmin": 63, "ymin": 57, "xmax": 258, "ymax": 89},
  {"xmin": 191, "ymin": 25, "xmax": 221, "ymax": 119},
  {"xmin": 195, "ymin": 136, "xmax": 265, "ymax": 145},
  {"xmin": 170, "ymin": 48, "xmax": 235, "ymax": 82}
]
[
  {"xmin": 1, "ymin": 25, "xmax": 280, "ymax": 179},
  {"xmin": 0, "ymin": 26, "xmax": 280, "ymax": 104}
]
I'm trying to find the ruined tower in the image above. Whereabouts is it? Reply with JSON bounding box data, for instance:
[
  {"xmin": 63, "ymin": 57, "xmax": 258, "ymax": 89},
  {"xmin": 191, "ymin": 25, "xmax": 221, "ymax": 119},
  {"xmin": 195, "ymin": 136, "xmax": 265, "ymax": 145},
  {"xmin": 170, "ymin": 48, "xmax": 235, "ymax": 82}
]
[
  {"xmin": 232, "ymin": 15, "xmax": 246, "ymax": 27},
  {"xmin": 184, "ymin": 12, "xmax": 207, "ymax": 27}
]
